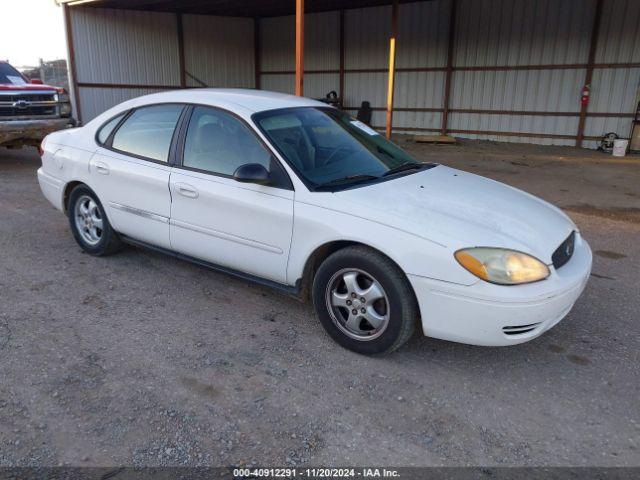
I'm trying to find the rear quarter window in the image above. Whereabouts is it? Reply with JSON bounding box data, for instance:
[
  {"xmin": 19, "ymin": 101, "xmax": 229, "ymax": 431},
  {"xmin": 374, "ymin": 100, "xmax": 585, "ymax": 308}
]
[{"xmin": 97, "ymin": 113, "xmax": 126, "ymax": 145}]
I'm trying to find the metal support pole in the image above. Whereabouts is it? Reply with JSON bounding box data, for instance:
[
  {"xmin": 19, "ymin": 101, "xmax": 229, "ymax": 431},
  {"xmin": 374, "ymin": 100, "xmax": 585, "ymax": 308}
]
[
  {"xmin": 576, "ymin": 0, "xmax": 603, "ymax": 147},
  {"xmin": 386, "ymin": 0, "xmax": 399, "ymax": 139},
  {"xmin": 62, "ymin": 4, "xmax": 82, "ymax": 124}
]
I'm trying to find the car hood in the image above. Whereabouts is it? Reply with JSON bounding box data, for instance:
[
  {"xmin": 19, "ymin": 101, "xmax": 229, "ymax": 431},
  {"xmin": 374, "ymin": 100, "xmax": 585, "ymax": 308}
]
[
  {"xmin": 329, "ymin": 165, "xmax": 576, "ymax": 263},
  {"xmin": 0, "ymin": 83, "xmax": 59, "ymax": 91}
]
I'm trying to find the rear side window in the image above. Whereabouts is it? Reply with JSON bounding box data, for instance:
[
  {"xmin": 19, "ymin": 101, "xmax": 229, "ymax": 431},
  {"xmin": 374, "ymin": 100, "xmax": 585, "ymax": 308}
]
[
  {"xmin": 97, "ymin": 113, "xmax": 126, "ymax": 145},
  {"xmin": 112, "ymin": 104, "xmax": 183, "ymax": 162}
]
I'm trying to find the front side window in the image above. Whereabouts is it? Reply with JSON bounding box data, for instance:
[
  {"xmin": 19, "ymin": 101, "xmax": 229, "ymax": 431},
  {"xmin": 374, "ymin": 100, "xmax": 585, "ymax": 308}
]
[
  {"xmin": 182, "ymin": 106, "xmax": 290, "ymax": 188},
  {"xmin": 255, "ymin": 107, "xmax": 430, "ymax": 190},
  {"xmin": 111, "ymin": 104, "xmax": 183, "ymax": 162}
]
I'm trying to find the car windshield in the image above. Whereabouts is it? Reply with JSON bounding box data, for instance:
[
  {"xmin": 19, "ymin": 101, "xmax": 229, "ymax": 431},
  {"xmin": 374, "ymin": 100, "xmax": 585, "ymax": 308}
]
[
  {"xmin": 0, "ymin": 63, "xmax": 26, "ymax": 85},
  {"xmin": 254, "ymin": 107, "xmax": 429, "ymax": 190}
]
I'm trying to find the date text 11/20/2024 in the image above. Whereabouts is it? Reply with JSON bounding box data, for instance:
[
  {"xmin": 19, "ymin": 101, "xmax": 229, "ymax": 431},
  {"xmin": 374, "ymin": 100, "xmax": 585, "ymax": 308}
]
[{"xmin": 233, "ymin": 468, "xmax": 401, "ymax": 478}]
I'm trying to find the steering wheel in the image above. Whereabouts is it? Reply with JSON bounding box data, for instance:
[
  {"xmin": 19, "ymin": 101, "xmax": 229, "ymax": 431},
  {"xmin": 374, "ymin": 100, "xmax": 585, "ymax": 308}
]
[{"xmin": 322, "ymin": 143, "xmax": 352, "ymax": 166}]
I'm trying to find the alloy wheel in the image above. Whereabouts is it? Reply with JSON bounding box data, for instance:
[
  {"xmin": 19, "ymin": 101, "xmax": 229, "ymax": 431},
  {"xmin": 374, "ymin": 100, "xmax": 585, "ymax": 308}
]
[
  {"xmin": 74, "ymin": 195, "xmax": 104, "ymax": 246},
  {"xmin": 325, "ymin": 268, "xmax": 390, "ymax": 341}
]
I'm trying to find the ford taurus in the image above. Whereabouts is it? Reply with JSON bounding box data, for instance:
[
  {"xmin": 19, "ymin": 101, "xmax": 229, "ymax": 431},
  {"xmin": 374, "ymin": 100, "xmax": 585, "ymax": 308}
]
[{"xmin": 37, "ymin": 89, "xmax": 592, "ymax": 354}]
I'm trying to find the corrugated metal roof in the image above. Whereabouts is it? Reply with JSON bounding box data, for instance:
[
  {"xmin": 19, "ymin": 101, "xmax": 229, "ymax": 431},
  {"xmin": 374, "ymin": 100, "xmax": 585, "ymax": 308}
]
[{"xmin": 61, "ymin": 0, "xmax": 414, "ymax": 18}]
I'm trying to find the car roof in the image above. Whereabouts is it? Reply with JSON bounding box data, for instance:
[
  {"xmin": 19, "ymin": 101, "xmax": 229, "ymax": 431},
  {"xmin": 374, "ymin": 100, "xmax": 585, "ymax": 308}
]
[{"xmin": 129, "ymin": 88, "xmax": 329, "ymax": 115}]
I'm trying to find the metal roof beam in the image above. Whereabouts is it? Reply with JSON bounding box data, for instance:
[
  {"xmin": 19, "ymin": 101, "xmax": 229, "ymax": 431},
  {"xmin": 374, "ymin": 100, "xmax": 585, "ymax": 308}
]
[{"xmin": 61, "ymin": 0, "xmax": 421, "ymax": 17}]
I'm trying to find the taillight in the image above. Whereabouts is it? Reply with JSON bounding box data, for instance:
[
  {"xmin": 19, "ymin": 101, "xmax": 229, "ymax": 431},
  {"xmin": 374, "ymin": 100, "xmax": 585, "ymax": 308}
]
[{"xmin": 38, "ymin": 141, "xmax": 45, "ymax": 157}]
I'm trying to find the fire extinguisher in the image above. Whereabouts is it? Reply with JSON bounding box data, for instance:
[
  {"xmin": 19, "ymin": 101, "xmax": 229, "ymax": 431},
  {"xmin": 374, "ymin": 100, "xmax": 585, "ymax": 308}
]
[{"xmin": 581, "ymin": 85, "xmax": 590, "ymax": 107}]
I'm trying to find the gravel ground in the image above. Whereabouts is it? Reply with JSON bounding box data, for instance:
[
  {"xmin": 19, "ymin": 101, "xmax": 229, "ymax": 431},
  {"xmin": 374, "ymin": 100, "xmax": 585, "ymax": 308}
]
[{"xmin": 0, "ymin": 141, "xmax": 639, "ymax": 468}]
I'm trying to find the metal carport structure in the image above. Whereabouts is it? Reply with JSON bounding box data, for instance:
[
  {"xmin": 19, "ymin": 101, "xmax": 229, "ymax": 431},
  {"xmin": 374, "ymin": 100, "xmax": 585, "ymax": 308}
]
[{"xmin": 57, "ymin": 0, "xmax": 640, "ymax": 148}]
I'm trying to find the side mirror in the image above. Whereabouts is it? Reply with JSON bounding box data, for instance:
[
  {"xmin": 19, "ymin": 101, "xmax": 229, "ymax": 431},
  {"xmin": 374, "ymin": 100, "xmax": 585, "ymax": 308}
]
[
  {"xmin": 233, "ymin": 163, "xmax": 270, "ymax": 185},
  {"xmin": 30, "ymin": 78, "xmax": 44, "ymax": 85}
]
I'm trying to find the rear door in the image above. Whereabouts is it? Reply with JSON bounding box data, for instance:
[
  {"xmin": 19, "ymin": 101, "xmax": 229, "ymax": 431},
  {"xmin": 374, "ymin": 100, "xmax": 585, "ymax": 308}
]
[
  {"xmin": 169, "ymin": 105, "xmax": 294, "ymax": 284},
  {"xmin": 89, "ymin": 104, "xmax": 185, "ymax": 249}
]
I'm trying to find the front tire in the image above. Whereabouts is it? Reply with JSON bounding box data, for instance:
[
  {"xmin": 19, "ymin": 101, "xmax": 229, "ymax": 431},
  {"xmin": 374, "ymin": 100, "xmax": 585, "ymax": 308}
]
[
  {"xmin": 68, "ymin": 185, "xmax": 123, "ymax": 256},
  {"xmin": 312, "ymin": 246, "xmax": 418, "ymax": 354}
]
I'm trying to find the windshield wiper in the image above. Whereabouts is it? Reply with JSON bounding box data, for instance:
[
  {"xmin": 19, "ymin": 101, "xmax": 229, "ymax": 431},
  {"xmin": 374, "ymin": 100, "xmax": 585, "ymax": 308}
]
[
  {"xmin": 314, "ymin": 174, "xmax": 379, "ymax": 191},
  {"xmin": 382, "ymin": 162, "xmax": 425, "ymax": 177}
]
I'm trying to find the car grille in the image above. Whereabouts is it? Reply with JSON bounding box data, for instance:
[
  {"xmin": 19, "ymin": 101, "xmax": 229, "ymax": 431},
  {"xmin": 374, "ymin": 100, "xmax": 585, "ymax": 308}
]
[
  {"xmin": 0, "ymin": 92, "xmax": 58, "ymax": 119},
  {"xmin": 552, "ymin": 231, "xmax": 576, "ymax": 270},
  {"xmin": 502, "ymin": 323, "xmax": 542, "ymax": 335},
  {"xmin": 0, "ymin": 93, "xmax": 55, "ymax": 102}
]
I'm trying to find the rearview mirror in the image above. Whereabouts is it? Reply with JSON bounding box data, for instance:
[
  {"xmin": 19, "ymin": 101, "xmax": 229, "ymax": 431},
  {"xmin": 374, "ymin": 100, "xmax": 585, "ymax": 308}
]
[{"xmin": 233, "ymin": 163, "xmax": 270, "ymax": 185}]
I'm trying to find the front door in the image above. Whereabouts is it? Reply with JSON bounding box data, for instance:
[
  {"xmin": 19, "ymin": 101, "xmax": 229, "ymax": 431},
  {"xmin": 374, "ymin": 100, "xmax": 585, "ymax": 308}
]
[{"xmin": 169, "ymin": 106, "xmax": 295, "ymax": 284}]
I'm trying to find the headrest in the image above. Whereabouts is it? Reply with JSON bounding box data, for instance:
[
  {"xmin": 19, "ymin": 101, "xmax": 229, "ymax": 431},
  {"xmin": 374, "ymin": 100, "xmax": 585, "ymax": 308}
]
[{"xmin": 197, "ymin": 122, "xmax": 226, "ymax": 152}]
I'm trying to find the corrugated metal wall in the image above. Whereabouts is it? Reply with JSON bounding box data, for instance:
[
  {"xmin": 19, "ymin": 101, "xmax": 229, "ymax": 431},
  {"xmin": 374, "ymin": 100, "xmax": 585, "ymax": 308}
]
[
  {"xmin": 70, "ymin": 8, "xmax": 180, "ymax": 121},
  {"xmin": 448, "ymin": 0, "xmax": 594, "ymax": 146},
  {"xmin": 183, "ymin": 15, "xmax": 254, "ymax": 88},
  {"xmin": 393, "ymin": 1, "xmax": 449, "ymax": 133},
  {"xmin": 71, "ymin": 8, "xmax": 255, "ymax": 122},
  {"xmin": 584, "ymin": 0, "xmax": 640, "ymax": 148},
  {"xmin": 344, "ymin": 5, "xmax": 392, "ymax": 129},
  {"xmin": 70, "ymin": 0, "xmax": 639, "ymax": 146},
  {"xmin": 71, "ymin": 8, "xmax": 181, "ymax": 86},
  {"xmin": 260, "ymin": 11, "xmax": 340, "ymax": 99},
  {"xmin": 257, "ymin": 0, "xmax": 637, "ymax": 147},
  {"xmin": 78, "ymin": 87, "xmax": 167, "ymax": 122}
]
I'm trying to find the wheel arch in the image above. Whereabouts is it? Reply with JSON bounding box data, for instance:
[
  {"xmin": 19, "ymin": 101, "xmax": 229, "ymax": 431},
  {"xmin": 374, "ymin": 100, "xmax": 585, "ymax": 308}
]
[
  {"xmin": 62, "ymin": 180, "xmax": 93, "ymax": 215},
  {"xmin": 298, "ymin": 240, "xmax": 419, "ymax": 311}
]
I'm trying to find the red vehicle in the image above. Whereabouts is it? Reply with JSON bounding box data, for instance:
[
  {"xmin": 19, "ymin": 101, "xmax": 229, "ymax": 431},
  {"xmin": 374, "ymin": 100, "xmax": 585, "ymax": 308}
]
[{"xmin": 1, "ymin": 60, "xmax": 74, "ymax": 149}]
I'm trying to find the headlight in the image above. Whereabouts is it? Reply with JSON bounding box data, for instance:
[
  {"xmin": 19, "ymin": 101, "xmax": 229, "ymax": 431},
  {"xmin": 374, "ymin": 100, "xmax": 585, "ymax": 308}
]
[
  {"xmin": 454, "ymin": 248, "xmax": 550, "ymax": 285},
  {"xmin": 60, "ymin": 102, "xmax": 72, "ymax": 117},
  {"xmin": 58, "ymin": 92, "xmax": 72, "ymax": 117}
]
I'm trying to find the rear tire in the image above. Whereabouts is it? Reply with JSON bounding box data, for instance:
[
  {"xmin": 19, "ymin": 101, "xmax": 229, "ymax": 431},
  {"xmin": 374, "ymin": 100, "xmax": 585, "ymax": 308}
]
[
  {"xmin": 312, "ymin": 246, "xmax": 418, "ymax": 354},
  {"xmin": 68, "ymin": 185, "xmax": 123, "ymax": 256}
]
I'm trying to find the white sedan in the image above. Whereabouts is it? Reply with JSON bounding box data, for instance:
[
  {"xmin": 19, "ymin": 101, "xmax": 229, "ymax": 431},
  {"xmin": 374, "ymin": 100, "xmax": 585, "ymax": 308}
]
[{"xmin": 37, "ymin": 89, "xmax": 592, "ymax": 354}]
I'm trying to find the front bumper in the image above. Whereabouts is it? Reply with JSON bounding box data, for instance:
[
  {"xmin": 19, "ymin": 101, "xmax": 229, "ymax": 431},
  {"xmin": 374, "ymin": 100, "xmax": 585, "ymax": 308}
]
[
  {"xmin": 0, "ymin": 118, "xmax": 75, "ymax": 146},
  {"xmin": 408, "ymin": 234, "xmax": 593, "ymax": 346}
]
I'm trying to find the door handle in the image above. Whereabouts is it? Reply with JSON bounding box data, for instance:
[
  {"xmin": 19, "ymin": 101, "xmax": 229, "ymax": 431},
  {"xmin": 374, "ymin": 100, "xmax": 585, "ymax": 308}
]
[
  {"xmin": 93, "ymin": 161, "xmax": 110, "ymax": 175},
  {"xmin": 175, "ymin": 182, "xmax": 199, "ymax": 199}
]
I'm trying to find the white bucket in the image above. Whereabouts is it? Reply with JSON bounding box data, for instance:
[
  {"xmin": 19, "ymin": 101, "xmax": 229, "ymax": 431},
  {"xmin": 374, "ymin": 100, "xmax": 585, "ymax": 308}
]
[{"xmin": 612, "ymin": 139, "xmax": 628, "ymax": 157}]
